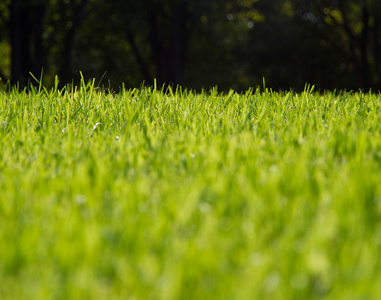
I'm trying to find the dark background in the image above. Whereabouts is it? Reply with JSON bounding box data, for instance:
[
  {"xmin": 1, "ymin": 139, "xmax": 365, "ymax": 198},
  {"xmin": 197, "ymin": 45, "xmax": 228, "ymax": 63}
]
[{"xmin": 0, "ymin": 0, "xmax": 380, "ymax": 91}]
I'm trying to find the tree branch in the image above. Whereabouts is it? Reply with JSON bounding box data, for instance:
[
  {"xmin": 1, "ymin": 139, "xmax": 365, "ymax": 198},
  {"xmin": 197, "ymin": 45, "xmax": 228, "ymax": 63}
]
[
  {"xmin": 294, "ymin": 16, "xmax": 353, "ymax": 63},
  {"xmin": 337, "ymin": 2, "xmax": 358, "ymax": 58},
  {"xmin": 60, "ymin": 0, "xmax": 89, "ymax": 83},
  {"xmin": 125, "ymin": 28, "xmax": 152, "ymax": 81}
]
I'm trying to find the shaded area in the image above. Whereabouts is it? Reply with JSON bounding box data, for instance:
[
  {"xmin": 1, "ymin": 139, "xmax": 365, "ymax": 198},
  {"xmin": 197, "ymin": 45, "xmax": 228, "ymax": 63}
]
[{"xmin": 0, "ymin": 0, "xmax": 380, "ymax": 91}]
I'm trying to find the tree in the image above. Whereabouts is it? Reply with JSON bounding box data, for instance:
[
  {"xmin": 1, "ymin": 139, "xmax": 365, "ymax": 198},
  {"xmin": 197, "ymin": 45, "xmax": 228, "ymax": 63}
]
[
  {"xmin": 8, "ymin": 0, "xmax": 46, "ymax": 87},
  {"xmin": 291, "ymin": 0, "xmax": 381, "ymax": 90},
  {"xmin": 0, "ymin": 0, "xmax": 90, "ymax": 88},
  {"xmin": 1, "ymin": 0, "xmax": 380, "ymax": 91},
  {"xmin": 103, "ymin": 0, "xmax": 215, "ymax": 86},
  {"xmin": 57, "ymin": 0, "xmax": 90, "ymax": 85}
]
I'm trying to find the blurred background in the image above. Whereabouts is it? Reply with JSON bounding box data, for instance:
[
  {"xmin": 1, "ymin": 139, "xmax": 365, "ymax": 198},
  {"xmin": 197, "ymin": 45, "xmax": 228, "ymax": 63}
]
[{"xmin": 0, "ymin": 0, "xmax": 380, "ymax": 91}]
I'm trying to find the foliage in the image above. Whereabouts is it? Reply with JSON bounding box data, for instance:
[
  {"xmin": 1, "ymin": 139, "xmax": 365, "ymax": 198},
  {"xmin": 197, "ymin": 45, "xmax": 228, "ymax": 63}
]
[
  {"xmin": 290, "ymin": 0, "xmax": 381, "ymax": 90},
  {"xmin": 0, "ymin": 81, "xmax": 380, "ymax": 299},
  {"xmin": 0, "ymin": 0, "xmax": 380, "ymax": 90}
]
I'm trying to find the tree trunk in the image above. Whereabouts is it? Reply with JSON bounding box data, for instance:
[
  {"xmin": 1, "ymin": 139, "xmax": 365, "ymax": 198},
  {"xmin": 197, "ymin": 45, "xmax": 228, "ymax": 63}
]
[
  {"xmin": 371, "ymin": 11, "xmax": 381, "ymax": 88},
  {"xmin": 9, "ymin": 0, "xmax": 22, "ymax": 86},
  {"xmin": 9, "ymin": 0, "xmax": 46, "ymax": 88},
  {"xmin": 147, "ymin": 7, "xmax": 169, "ymax": 85},
  {"xmin": 359, "ymin": 3, "xmax": 370, "ymax": 91},
  {"xmin": 147, "ymin": 1, "xmax": 189, "ymax": 86},
  {"xmin": 169, "ymin": 3, "xmax": 187, "ymax": 86},
  {"xmin": 59, "ymin": 0, "xmax": 89, "ymax": 85},
  {"xmin": 31, "ymin": 3, "xmax": 46, "ymax": 77},
  {"xmin": 125, "ymin": 28, "xmax": 152, "ymax": 82}
]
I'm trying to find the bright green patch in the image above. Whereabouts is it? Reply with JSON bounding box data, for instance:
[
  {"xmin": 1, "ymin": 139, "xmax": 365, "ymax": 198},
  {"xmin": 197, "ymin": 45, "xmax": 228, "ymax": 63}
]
[{"xmin": 0, "ymin": 81, "xmax": 380, "ymax": 299}]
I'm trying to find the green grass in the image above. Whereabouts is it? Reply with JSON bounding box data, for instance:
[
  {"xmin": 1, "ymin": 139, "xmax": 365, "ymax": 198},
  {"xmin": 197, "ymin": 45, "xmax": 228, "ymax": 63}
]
[{"xmin": 0, "ymin": 79, "xmax": 380, "ymax": 299}]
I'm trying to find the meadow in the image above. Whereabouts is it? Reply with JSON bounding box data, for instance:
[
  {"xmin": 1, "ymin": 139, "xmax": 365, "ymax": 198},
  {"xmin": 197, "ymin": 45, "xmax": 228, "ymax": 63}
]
[{"xmin": 0, "ymin": 78, "xmax": 380, "ymax": 299}]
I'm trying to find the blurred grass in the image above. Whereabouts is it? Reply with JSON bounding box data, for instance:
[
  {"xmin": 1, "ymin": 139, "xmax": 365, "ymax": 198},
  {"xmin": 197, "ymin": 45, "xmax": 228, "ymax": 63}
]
[{"xmin": 0, "ymin": 81, "xmax": 380, "ymax": 299}]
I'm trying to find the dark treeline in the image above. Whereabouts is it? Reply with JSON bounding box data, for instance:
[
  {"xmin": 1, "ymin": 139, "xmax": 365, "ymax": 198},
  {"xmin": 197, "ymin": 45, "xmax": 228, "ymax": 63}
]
[{"xmin": 0, "ymin": 0, "xmax": 380, "ymax": 91}]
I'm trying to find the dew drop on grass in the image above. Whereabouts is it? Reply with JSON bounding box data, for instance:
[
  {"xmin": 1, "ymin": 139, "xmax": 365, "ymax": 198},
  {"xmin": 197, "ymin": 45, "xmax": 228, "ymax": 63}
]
[
  {"xmin": 91, "ymin": 122, "xmax": 102, "ymax": 137},
  {"xmin": 92, "ymin": 122, "xmax": 102, "ymax": 131}
]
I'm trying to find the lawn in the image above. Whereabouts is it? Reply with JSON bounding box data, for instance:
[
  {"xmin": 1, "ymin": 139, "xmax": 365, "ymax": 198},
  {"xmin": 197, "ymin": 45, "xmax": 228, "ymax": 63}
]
[{"xmin": 0, "ymin": 79, "xmax": 380, "ymax": 299}]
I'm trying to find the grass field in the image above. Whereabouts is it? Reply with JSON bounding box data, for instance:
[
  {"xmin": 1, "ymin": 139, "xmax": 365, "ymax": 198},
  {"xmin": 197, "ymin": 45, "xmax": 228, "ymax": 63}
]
[{"xmin": 0, "ymin": 79, "xmax": 380, "ymax": 299}]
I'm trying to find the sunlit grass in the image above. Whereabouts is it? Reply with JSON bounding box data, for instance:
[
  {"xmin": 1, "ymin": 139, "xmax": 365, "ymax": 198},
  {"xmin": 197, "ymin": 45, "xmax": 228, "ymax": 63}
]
[{"xmin": 0, "ymin": 80, "xmax": 380, "ymax": 299}]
